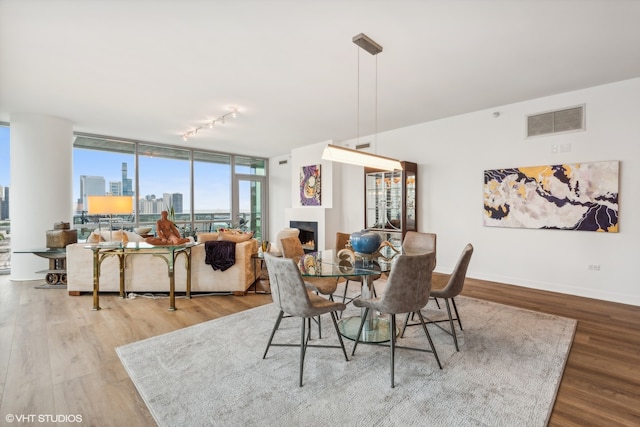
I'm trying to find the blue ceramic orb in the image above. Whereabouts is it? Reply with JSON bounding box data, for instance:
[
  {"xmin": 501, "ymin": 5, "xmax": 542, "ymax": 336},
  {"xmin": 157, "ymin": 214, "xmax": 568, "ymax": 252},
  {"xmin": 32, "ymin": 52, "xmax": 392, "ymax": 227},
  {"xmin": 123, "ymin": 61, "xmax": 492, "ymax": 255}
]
[{"xmin": 350, "ymin": 230, "xmax": 382, "ymax": 254}]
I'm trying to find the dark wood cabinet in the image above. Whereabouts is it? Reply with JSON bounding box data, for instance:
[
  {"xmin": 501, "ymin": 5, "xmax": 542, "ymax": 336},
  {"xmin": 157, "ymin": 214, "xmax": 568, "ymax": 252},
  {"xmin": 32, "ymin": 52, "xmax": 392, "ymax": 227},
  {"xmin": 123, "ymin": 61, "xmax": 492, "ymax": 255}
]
[{"xmin": 364, "ymin": 161, "xmax": 417, "ymax": 246}]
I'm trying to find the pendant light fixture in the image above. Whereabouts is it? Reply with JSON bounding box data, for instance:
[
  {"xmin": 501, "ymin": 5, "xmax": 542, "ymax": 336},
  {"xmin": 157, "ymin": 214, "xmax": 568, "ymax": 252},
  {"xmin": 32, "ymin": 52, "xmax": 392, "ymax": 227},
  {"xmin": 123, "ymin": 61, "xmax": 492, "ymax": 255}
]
[{"xmin": 322, "ymin": 33, "xmax": 402, "ymax": 171}]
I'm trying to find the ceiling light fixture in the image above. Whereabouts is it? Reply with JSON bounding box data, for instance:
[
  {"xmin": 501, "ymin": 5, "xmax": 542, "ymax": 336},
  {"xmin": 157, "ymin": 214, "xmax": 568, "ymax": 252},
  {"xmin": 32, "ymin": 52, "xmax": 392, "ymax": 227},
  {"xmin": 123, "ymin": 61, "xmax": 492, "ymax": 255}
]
[
  {"xmin": 322, "ymin": 33, "xmax": 402, "ymax": 171},
  {"xmin": 323, "ymin": 144, "xmax": 402, "ymax": 170},
  {"xmin": 181, "ymin": 107, "xmax": 239, "ymax": 141}
]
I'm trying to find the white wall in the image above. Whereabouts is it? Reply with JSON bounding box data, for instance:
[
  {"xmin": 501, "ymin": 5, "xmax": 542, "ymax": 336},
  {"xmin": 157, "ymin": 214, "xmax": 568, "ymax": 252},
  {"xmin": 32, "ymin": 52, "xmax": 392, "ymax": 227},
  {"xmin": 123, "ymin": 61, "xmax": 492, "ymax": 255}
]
[
  {"xmin": 271, "ymin": 77, "xmax": 640, "ymax": 306},
  {"xmin": 267, "ymin": 153, "xmax": 292, "ymax": 244}
]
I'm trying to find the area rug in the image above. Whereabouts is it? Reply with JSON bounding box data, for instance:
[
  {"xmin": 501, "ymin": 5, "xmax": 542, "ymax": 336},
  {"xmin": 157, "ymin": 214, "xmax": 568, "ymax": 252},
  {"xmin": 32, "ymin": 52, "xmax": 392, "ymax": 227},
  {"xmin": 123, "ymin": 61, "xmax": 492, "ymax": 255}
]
[{"xmin": 116, "ymin": 296, "xmax": 576, "ymax": 427}]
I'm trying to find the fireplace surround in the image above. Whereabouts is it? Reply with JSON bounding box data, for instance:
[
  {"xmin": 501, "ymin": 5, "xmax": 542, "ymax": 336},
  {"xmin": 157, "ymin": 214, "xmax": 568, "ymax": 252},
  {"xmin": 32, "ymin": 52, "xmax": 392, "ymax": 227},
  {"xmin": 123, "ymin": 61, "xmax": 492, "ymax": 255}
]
[{"xmin": 289, "ymin": 221, "xmax": 318, "ymax": 253}]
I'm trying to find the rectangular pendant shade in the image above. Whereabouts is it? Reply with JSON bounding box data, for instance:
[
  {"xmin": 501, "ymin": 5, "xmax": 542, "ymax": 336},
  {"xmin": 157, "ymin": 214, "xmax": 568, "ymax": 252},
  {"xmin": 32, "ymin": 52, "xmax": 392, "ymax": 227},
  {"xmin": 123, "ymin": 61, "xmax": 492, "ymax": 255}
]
[
  {"xmin": 322, "ymin": 144, "xmax": 403, "ymax": 171},
  {"xmin": 87, "ymin": 196, "xmax": 133, "ymax": 215}
]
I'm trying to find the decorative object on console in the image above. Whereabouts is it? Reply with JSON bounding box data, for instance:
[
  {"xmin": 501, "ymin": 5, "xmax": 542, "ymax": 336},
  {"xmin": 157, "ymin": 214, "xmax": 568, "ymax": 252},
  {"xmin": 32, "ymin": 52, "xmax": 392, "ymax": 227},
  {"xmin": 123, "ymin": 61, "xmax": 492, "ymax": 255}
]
[
  {"xmin": 483, "ymin": 160, "xmax": 619, "ymax": 232},
  {"xmin": 133, "ymin": 227, "xmax": 152, "ymax": 236},
  {"xmin": 145, "ymin": 210, "xmax": 191, "ymax": 245},
  {"xmin": 300, "ymin": 164, "xmax": 321, "ymax": 206},
  {"xmin": 46, "ymin": 221, "xmax": 77, "ymax": 248},
  {"xmin": 87, "ymin": 195, "xmax": 133, "ymax": 242}
]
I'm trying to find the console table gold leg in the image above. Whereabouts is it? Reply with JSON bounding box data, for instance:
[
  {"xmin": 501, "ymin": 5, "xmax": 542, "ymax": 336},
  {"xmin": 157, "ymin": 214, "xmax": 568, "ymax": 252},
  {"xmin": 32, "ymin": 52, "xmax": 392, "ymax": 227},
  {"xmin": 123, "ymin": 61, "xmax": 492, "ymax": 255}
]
[
  {"xmin": 168, "ymin": 271, "xmax": 176, "ymax": 311},
  {"xmin": 185, "ymin": 249, "xmax": 192, "ymax": 299},
  {"xmin": 92, "ymin": 250, "xmax": 101, "ymax": 311},
  {"xmin": 118, "ymin": 253, "xmax": 125, "ymax": 299}
]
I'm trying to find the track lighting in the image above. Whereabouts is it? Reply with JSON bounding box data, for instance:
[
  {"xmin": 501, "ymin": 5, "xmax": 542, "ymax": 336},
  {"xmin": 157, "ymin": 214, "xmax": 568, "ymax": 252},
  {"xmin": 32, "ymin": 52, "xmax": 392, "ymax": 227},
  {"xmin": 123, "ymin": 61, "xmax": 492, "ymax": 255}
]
[{"xmin": 181, "ymin": 107, "xmax": 239, "ymax": 141}]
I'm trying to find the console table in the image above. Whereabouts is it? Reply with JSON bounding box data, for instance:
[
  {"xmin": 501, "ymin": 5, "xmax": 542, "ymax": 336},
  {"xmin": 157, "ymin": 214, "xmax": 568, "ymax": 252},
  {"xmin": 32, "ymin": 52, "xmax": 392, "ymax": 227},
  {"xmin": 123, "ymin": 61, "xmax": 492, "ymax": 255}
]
[{"xmin": 85, "ymin": 242, "xmax": 197, "ymax": 311}]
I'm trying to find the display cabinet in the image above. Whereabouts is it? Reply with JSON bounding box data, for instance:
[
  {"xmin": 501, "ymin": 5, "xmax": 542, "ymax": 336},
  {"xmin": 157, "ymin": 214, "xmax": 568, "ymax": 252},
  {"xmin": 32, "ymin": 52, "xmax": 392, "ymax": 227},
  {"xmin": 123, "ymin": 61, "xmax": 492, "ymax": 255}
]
[{"xmin": 364, "ymin": 161, "xmax": 417, "ymax": 246}]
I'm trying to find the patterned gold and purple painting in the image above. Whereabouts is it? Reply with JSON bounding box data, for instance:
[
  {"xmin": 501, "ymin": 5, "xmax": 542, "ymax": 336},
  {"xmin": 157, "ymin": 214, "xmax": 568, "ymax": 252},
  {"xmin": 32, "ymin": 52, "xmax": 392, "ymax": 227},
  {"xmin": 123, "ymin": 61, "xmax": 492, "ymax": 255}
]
[
  {"xmin": 484, "ymin": 161, "xmax": 619, "ymax": 232},
  {"xmin": 300, "ymin": 164, "xmax": 321, "ymax": 206}
]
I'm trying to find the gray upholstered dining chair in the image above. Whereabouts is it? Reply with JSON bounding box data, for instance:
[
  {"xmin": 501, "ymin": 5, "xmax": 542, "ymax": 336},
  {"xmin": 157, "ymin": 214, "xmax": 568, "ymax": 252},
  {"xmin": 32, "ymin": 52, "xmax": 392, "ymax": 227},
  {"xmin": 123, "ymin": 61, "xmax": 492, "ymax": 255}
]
[
  {"xmin": 402, "ymin": 231, "xmax": 437, "ymax": 257},
  {"xmin": 262, "ymin": 253, "xmax": 349, "ymax": 387},
  {"xmin": 280, "ymin": 236, "xmax": 339, "ymax": 300},
  {"xmin": 351, "ymin": 252, "xmax": 442, "ymax": 388},
  {"xmin": 402, "ymin": 243, "xmax": 473, "ymax": 351}
]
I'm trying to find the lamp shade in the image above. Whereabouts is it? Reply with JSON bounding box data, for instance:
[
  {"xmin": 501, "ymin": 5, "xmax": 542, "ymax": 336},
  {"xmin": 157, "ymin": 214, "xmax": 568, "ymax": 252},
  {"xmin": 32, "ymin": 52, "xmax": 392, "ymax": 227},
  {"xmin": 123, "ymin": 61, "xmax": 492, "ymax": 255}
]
[
  {"xmin": 87, "ymin": 196, "xmax": 133, "ymax": 215},
  {"xmin": 322, "ymin": 144, "xmax": 402, "ymax": 171}
]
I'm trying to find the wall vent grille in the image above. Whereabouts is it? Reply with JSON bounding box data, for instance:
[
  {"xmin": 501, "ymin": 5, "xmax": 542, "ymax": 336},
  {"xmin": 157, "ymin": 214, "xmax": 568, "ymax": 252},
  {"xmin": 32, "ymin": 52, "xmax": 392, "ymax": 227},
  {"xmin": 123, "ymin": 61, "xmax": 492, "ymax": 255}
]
[
  {"xmin": 278, "ymin": 159, "xmax": 288, "ymax": 165},
  {"xmin": 527, "ymin": 105, "xmax": 585, "ymax": 138},
  {"xmin": 355, "ymin": 142, "xmax": 371, "ymax": 150}
]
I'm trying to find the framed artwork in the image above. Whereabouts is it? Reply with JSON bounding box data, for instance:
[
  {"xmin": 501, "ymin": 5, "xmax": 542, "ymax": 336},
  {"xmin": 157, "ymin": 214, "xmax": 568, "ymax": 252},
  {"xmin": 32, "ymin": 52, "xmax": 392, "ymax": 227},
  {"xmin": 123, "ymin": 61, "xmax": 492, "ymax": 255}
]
[
  {"xmin": 483, "ymin": 160, "xmax": 619, "ymax": 232},
  {"xmin": 300, "ymin": 164, "xmax": 321, "ymax": 206}
]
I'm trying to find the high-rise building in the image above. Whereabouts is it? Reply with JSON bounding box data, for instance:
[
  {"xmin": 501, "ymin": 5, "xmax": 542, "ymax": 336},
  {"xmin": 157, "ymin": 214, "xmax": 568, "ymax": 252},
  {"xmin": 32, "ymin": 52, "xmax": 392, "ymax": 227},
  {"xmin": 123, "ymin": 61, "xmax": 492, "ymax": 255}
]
[
  {"xmin": 0, "ymin": 186, "xmax": 8, "ymax": 220},
  {"xmin": 162, "ymin": 192, "xmax": 183, "ymax": 214},
  {"xmin": 109, "ymin": 181, "xmax": 122, "ymax": 196},
  {"xmin": 80, "ymin": 175, "xmax": 105, "ymax": 212},
  {"xmin": 172, "ymin": 193, "xmax": 183, "ymax": 213},
  {"xmin": 121, "ymin": 162, "xmax": 133, "ymax": 196}
]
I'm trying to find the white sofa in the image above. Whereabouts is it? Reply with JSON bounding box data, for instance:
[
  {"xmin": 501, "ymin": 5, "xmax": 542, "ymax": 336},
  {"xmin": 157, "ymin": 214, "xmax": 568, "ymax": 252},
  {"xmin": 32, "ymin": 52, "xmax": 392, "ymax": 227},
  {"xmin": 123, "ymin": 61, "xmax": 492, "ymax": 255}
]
[{"xmin": 66, "ymin": 231, "xmax": 258, "ymax": 296}]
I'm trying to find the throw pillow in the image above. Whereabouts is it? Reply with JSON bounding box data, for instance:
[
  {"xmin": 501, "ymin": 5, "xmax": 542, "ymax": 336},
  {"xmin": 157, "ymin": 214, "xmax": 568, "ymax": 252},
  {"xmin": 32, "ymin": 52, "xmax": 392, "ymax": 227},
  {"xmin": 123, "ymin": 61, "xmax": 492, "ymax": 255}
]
[
  {"xmin": 219, "ymin": 230, "xmax": 254, "ymax": 243},
  {"xmin": 86, "ymin": 231, "xmax": 104, "ymax": 243}
]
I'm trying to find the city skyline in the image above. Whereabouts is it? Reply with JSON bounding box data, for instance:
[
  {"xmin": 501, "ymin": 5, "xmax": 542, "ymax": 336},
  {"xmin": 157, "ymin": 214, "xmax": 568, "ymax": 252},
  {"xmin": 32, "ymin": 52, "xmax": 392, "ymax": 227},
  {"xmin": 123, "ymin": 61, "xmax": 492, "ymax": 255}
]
[{"xmin": 1, "ymin": 128, "xmax": 238, "ymax": 215}]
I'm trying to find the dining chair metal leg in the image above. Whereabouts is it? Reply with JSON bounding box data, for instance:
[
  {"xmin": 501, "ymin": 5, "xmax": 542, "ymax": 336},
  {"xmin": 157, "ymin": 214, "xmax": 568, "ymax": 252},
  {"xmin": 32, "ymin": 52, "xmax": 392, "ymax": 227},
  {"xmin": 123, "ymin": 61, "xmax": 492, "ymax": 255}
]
[
  {"xmin": 451, "ymin": 297, "xmax": 463, "ymax": 330},
  {"xmin": 416, "ymin": 311, "xmax": 442, "ymax": 369},
  {"xmin": 351, "ymin": 307, "xmax": 370, "ymax": 356},
  {"xmin": 300, "ymin": 317, "xmax": 307, "ymax": 387},
  {"xmin": 263, "ymin": 310, "xmax": 285, "ymax": 359},
  {"xmin": 444, "ymin": 298, "xmax": 459, "ymax": 351},
  {"xmin": 390, "ymin": 314, "xmax": 397, "ymax": 388},
  {"xmin": 330, "ymin": 312, "xmax": 350, "ymax": 361},
  {"xmin": 400, "ymin": 312, "xmax": 411, "ymax": 337}
]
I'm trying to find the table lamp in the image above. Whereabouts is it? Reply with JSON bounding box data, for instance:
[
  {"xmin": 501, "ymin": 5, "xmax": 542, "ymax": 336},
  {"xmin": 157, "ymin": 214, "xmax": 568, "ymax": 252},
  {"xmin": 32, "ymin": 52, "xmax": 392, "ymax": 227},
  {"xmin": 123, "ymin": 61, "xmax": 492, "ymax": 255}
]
[{"xmin": 87, "ymin": 196, "xmax": 133, "ymax": 242}]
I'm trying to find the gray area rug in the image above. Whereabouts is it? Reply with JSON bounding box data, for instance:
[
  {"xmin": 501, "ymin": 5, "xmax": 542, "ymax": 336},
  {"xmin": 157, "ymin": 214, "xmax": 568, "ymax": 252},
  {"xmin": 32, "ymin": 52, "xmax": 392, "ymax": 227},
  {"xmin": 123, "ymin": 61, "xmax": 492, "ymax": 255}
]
[{"xmin": 116, "ymin": 295, "xmax": 576, "ymax": 426}]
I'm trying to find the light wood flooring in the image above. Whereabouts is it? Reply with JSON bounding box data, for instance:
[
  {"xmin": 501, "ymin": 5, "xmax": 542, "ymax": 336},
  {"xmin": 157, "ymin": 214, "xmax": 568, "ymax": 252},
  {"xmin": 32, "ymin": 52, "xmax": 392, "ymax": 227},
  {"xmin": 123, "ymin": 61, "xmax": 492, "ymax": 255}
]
[{"xmin": 0, "ymin": 273, "xmax": 638, "ymax": 426}]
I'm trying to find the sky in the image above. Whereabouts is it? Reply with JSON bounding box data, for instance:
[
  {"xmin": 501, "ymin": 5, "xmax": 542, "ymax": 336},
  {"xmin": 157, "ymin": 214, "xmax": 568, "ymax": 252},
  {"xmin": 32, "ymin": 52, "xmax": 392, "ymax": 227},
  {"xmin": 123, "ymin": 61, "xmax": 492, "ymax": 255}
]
[
  {"xmin": 0, "ymin": 126, "xmax": 236, "ymax": 212},
  {"xmin": 0, "ymin": 127, "xmax": 8, "ymax": 186}
]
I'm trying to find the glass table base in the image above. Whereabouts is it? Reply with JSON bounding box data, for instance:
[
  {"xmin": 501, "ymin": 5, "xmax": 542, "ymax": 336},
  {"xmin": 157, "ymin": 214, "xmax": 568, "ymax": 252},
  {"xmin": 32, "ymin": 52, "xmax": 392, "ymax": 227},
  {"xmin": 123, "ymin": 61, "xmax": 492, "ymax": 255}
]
[{"xmin": 338, "ymin": 316, "xmax": 398, "ymax": 343}]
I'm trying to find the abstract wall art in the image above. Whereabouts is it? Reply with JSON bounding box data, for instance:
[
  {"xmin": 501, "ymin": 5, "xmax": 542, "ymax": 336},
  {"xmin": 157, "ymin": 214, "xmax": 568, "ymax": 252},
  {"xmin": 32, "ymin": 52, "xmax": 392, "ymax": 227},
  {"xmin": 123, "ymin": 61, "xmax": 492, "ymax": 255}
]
[
  {"xmin": 483, "ymin": 161, "xmax": 619, "ymax": 232},
  {"xmin": 300, "ymin": 164, "xmax": 321, "ymax": 206}
]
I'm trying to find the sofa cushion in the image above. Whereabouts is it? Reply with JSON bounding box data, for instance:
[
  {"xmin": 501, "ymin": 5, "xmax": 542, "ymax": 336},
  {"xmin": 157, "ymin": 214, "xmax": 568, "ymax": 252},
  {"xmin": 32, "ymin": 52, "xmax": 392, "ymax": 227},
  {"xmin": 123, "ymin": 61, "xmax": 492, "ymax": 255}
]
[{"xmin": 196, "ymin": 232, "xmax": 219, "ymax": 243}]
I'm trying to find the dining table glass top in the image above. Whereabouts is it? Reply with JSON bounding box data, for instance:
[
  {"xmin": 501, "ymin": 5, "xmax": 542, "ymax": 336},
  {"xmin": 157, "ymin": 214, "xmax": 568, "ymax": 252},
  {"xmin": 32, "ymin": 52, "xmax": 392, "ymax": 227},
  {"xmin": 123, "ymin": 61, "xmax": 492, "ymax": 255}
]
[{"xmin": 294, "ymin": 247, "xmax": 399, "ymax": 278}]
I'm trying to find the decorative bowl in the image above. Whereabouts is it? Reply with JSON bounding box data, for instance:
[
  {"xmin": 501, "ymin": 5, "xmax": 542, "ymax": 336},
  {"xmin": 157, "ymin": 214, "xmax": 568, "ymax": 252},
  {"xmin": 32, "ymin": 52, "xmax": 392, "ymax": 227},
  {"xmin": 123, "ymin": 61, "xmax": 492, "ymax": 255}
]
[
  {"xmin": 350, "ymin": 230, "xmax": 382, "ymax": 254},
  {"xmin": 134, "ymin": 227, "xmax": 152, "ymax": 235}
]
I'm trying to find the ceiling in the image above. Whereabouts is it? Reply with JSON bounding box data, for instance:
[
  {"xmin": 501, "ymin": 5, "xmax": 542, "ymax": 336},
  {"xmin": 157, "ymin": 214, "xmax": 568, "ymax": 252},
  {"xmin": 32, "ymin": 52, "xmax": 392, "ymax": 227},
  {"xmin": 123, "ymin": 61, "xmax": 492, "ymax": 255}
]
[{"xmin": 2, "ymin": 0, "xmax": 640, "ymax": 159}]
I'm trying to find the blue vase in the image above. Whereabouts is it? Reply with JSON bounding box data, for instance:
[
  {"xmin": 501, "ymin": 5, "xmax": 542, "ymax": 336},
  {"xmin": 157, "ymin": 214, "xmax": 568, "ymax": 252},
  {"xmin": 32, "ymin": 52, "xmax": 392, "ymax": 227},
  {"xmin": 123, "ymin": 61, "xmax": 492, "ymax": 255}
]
[{"xmin": 350, "ymin": 230, "xmax": 382, "ymax": 254}]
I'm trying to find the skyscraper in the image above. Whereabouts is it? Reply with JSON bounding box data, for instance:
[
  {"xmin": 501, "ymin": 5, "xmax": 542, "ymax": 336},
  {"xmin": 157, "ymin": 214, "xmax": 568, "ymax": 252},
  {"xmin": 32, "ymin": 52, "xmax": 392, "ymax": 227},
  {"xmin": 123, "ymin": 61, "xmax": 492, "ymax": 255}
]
[
  {"xmin": 80, "ymin": 175, "xmax": 105, "ymax": 212},
  {"xmin": 122, "ymin": 162, "xmax": 133, "ymax": 196}
]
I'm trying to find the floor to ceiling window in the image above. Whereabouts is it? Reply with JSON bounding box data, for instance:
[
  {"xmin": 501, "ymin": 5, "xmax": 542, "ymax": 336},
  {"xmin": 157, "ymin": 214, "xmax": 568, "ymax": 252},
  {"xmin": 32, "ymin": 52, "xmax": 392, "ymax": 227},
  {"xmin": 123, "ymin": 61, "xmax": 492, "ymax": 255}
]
[
  {"xmin": 234, "ymin": 156, "xmax": 267, "ymax": 241},
  {"xmin": 193, "ymin": 151, "xmax": 232, "ymax": 232},
  {"xmin": 72, "ymin": 134, "xmax": 268, "ymax": 240}
]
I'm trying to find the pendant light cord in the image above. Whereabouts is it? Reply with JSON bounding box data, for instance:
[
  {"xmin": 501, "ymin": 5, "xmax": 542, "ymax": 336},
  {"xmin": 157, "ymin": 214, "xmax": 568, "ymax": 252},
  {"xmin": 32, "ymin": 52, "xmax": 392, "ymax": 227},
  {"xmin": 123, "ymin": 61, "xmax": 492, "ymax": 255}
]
[
  {"xmin": 357, "ymin": 47, "xmax": 360, "ymax": 145},
  {"xmin": 375, "ymin": 54, "xmax": 378, "ymax": 145}
]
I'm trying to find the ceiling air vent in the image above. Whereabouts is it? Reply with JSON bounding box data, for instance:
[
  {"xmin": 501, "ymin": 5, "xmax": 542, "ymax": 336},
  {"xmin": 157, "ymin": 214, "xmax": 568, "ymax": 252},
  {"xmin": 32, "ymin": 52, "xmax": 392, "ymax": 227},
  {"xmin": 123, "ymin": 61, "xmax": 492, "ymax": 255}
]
[{"xmin": 527, "ymin": 105, "xmax": 585, "ymax": 138}]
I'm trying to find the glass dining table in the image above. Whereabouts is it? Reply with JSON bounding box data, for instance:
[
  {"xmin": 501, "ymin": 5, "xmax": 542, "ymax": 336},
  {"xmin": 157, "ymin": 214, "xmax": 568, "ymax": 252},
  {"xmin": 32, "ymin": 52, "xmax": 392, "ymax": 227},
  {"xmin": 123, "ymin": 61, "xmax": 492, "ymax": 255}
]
[{"xmin": 295, "ymin": 246, "xmax": 400, "ymax": 343}]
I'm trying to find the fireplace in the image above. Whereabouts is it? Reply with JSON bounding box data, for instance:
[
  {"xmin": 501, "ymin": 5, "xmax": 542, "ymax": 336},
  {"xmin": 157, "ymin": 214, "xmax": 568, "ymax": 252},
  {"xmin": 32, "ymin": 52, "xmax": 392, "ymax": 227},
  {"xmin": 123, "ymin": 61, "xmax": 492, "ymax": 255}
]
[{"xmin": 290, "ymin": 221, "xmax": 318, "ymax": 253}]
